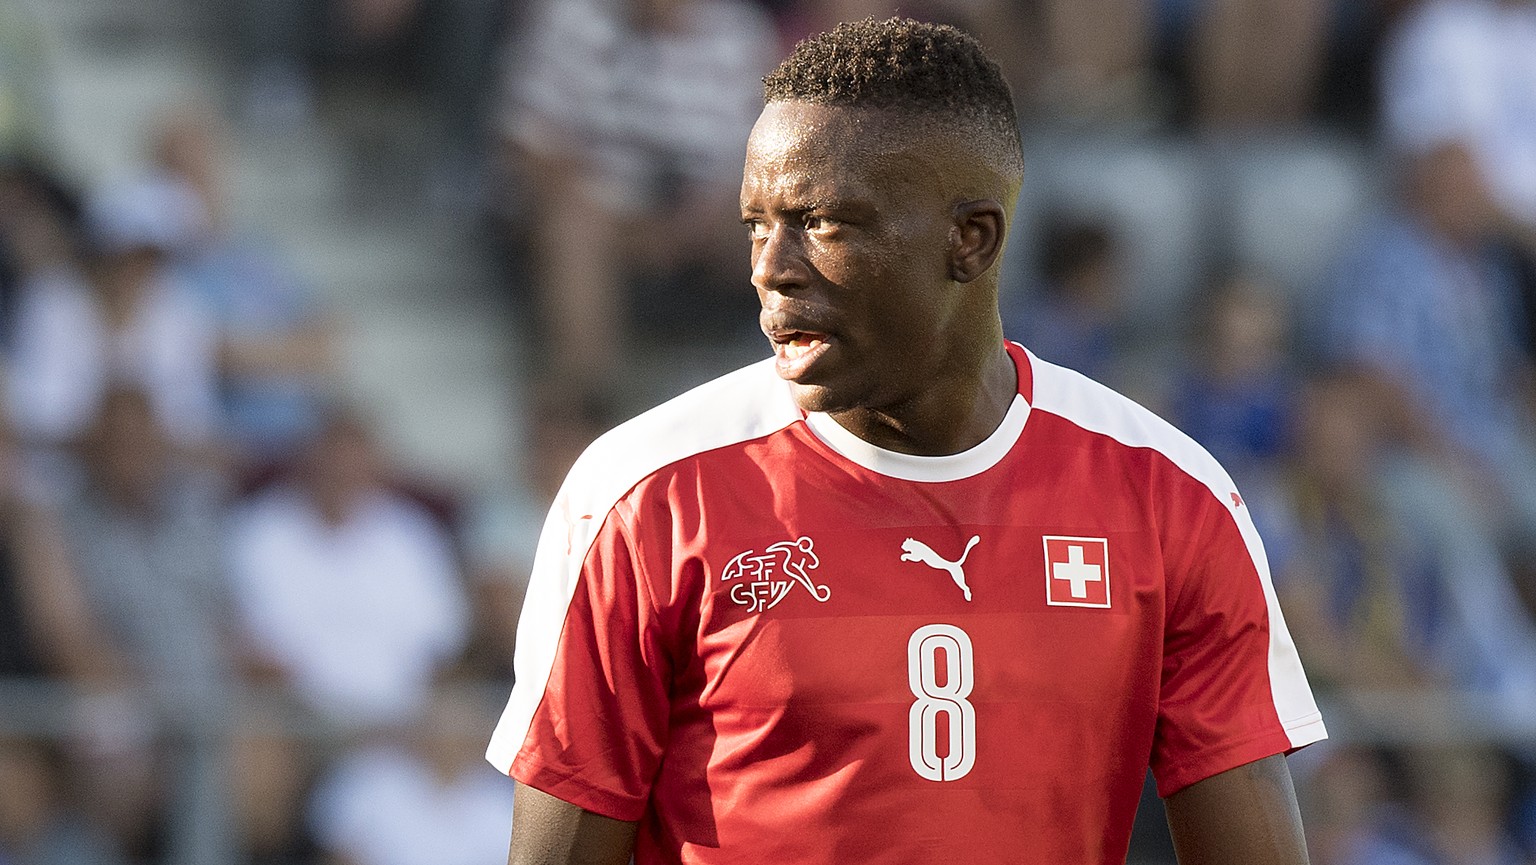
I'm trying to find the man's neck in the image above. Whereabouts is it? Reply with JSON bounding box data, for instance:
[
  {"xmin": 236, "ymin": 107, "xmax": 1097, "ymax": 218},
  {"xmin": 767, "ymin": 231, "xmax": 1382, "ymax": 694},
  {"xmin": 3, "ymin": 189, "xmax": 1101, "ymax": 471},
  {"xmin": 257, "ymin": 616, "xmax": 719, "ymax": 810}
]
[{"xmin": 827, "ymin": 343, "xmax": 1017, "ymax": 456}]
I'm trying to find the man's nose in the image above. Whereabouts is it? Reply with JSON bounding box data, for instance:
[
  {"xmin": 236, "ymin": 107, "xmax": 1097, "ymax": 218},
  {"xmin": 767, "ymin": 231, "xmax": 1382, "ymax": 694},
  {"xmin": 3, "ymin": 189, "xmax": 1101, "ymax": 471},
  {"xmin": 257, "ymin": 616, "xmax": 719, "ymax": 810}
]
[{"xmin": 751, "ymin": 225, "xmax": 809, "ymax": 293}]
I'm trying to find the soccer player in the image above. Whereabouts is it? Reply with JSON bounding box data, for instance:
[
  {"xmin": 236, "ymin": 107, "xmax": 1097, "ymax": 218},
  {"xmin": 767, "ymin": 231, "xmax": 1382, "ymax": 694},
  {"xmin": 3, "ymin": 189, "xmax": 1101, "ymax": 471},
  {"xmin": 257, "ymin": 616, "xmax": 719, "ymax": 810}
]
[{"xmin": 487, "ymin": 17, "xmax": 1326, "ymax": 865}]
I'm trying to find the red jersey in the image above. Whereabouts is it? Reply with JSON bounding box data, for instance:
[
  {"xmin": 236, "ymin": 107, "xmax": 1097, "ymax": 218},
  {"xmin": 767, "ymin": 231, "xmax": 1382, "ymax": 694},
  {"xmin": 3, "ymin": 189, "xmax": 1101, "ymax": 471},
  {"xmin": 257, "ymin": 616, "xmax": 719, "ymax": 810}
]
[{"xmin": 487, "ymin": 343, "xmax": 1325, "ymax": 864}]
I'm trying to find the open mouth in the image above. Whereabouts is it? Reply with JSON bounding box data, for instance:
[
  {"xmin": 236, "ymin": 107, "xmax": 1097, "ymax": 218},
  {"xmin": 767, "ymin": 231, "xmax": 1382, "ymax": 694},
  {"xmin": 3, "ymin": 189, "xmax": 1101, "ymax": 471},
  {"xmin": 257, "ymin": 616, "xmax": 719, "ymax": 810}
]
[
  {"xmin": 778, "ymin": 332, "xmax": 825, "ymax": 359},
  {"xmin": 768, "ymin": 330, "xmax": 832, "ymax": 380}
]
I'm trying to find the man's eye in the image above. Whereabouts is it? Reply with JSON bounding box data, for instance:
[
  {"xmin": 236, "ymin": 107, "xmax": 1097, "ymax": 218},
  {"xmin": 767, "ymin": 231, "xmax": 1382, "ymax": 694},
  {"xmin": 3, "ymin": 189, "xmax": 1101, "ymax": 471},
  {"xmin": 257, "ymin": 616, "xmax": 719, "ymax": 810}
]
[
  {"xmin": 804, "ymin": 214, "xmax": 845, "ymax": 233},
  {"xmin": 744, "ymin": 220, "xmax": 770, "ymax": 240}
]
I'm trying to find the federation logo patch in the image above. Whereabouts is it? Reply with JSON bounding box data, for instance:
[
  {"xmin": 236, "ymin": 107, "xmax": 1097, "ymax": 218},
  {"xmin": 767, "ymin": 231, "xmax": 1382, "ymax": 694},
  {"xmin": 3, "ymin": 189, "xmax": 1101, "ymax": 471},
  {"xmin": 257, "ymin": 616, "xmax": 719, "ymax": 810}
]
[
  {"xmin": 721, "ymin": 536, "xmax": 831, "ymax": 613},
  {"xmin": 1043, "ymin": 535, "xmax": 1111, "ymax": 608}
]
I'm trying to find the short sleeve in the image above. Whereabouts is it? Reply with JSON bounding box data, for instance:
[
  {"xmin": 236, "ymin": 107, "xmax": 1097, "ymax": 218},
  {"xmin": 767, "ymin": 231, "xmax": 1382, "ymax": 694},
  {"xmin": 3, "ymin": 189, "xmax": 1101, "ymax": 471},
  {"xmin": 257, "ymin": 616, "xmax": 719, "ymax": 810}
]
[
  {"xmin": 485, "ymin": 500, "xmax": 675, "ymax": 821},
  {"xmin": 1149, "ymin": 477, "xmax": 1326, "ymax": 797}
]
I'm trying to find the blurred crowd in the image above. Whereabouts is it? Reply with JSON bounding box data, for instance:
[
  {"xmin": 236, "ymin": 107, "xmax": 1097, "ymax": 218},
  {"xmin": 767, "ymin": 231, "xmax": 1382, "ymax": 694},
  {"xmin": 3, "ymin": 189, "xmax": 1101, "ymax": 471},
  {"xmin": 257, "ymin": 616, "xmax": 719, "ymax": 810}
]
[
  {"xmin": 0, "ymin": 100, "xmax": 527, "ymax": 862},
  {"xmin": 1, "ymin": 0, "xmax": 1535, "ymax": 864}
]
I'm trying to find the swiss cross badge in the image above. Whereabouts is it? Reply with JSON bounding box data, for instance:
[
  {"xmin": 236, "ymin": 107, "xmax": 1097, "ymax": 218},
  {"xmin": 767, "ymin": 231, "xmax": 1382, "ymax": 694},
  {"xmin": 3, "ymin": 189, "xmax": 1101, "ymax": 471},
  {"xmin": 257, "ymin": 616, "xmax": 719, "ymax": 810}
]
[{"xmin": 1043, "ymin": 535, "xmax": 1111, "ymax": 608}]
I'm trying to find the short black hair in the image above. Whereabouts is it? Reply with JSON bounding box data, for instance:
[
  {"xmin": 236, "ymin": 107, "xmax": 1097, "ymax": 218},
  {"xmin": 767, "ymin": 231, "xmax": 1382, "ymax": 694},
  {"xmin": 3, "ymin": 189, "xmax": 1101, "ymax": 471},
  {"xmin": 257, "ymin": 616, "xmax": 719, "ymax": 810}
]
[{"xmin": 762, "ymin": 17, "xmax": 1023, "ymax": 181}]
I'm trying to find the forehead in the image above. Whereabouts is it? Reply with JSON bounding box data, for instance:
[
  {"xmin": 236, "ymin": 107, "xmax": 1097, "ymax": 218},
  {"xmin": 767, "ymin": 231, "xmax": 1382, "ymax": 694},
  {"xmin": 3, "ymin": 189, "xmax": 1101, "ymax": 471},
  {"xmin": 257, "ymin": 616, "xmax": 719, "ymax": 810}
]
[
  {"xmin": 746, "ymin": 101, "xmax": 887, "ymax": 159},
  {"xmin": 741, "ymin": 101, "xmax": 929, "ymax": 205}
]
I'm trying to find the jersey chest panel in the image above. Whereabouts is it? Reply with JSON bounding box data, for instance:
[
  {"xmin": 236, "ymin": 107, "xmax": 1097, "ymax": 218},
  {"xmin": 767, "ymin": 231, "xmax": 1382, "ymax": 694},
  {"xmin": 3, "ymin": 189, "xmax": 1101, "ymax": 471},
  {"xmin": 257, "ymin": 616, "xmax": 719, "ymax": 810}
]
[{"xmin": 632, "ymin": 425, "xmax": 1169, "ymax": 863}]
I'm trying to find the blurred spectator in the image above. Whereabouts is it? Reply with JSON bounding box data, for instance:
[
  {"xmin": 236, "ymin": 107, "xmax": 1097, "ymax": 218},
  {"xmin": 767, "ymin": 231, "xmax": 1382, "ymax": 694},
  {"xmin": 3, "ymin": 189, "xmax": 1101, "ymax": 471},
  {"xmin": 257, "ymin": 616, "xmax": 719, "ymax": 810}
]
[
  {"xmin": 1403, "ymin": 745, "xmax": 1524, "ymax": 864},
  {"xmin": 0, "ymin": 160, "xmax": 81, "ymax": 342},
  {"xmin": 457, "ymin": 388, "xmax": 618, "ymax": 683},
  {"xmin": 1003, "ymin": 218, "xmax": 1127, "ymax": 384},
  {"xmin": 497, "ymin": 0, "xmax": 775, "ymax": 395},
  {"xmin": 0, "ymin": 737, "xmax": 127, "ymax": 865},
  {"xmin": 149, "ymin": 107, "xmax": 338, "ymax": 461},
  {"xmin": 6, "ymin": 176, "xmax": 221, "ymax": 455},
  {"xmin": 226, "ymin": 410, "xmax": 468, "ymax": 863},
  {"xmin": 55, "ymin": 387, "xmax": 236, "ymax": 861},
  {"xmin": 237, "ymin": 0, "xmax": 510, "ymax": 149},
  {"xmin": 0, "ymin": 398, "xmax": 136, "ymax": 864},
  {"xmin": 1268, "ymin": 373, "xmax": 1447, "ymax": 694},
  {"xmin": 1269, "ymin": 372, "xmax": 1536, "ymax": 706},
  {"xmin": 1167, "ymin": 274, "xmax": 1298, "ymax": 483},
  {"xmin": 59, "ymin": 387, "xmax": 233, "ymax": 718},
  {"xmin": 1302, "ymin": 746, "xmax": 1438, "ymax": 865},
  {"xmin": 307, "ymin": 680, "xmax": 515, "ymax": 865},
  {"xmin": 1381, "ymin": 0, "xmax": 1536, "ymax": 229},
  {"xmin": 800, "ymin": 0, "xmax": 1338, "ymax": 129},
  {"xmin": 226, "ymin": 718, "xmax": 315, "ymax": 865},
  {"xmin": 0, "ymin": 408, "xmax": 120, "ymax": 684},
  {"xmin": 1035, "ymin": 0, "xmax": 1156, "ymax": 122},
  {"xmin": 1186, "ymin": 0, "xmax": 1331, "ymax": 129},
  {"xmin": 1320, "ymin": 141, "xmax": 1536, "ymax": 554},
  {"xmin": 227, "ymin": 408, "xmax": 469, "ymax": 731}
]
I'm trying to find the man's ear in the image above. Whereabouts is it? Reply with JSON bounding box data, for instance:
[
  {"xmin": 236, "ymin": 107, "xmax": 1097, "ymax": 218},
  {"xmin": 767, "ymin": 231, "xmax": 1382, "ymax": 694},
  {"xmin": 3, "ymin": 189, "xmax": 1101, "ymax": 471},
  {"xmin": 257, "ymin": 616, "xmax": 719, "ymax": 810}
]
[{"xmin": 948, "ymin": 199, "xmax": 1007, "ymax": 283}]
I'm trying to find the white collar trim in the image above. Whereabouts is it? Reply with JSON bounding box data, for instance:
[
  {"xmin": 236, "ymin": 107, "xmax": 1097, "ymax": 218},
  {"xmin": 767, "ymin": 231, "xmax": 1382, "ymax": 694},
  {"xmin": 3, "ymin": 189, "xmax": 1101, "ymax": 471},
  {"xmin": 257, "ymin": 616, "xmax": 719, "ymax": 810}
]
[{"xmin": 803, "ymin": 394, "xmax": 1030, "ymax": 483}]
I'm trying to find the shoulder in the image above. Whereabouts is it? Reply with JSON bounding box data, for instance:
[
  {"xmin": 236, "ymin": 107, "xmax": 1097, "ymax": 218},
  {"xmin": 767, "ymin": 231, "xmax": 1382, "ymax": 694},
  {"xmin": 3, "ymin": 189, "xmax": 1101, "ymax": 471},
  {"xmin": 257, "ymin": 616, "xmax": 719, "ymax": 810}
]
[
  {"xmin": 1026, "ymin": 351, "xmax": 1238, "ymax": 505},
  {"xmin": 560, "ymin": 358, "xmax": 798, "ymax": 519}
]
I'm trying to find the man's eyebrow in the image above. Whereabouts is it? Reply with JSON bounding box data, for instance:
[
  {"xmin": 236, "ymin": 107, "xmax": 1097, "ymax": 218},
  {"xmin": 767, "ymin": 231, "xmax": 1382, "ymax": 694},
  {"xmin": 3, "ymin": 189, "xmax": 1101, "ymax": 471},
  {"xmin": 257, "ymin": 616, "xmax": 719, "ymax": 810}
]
[
  {"xmin": 776, "ymin": 197, "xmax": 870, "ymax": 215},
  {"xmin": 740, "ymin": 190, "xmax": 876, "ymax": 218},
  {"xmin": 738, "ymin": 200, "xmax": 828, "ymax": 217},
  {"xmin": 800, "ymin": 198, "xmax": 847, "ymax": 212}
]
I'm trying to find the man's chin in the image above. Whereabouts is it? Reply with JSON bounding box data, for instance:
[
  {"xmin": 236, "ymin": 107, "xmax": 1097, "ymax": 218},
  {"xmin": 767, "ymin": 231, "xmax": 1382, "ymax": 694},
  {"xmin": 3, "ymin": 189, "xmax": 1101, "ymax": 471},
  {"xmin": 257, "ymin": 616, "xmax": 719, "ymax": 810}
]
[{"xmin": 788, "ymin": 381, "xmax": 857, "ymax": 416}]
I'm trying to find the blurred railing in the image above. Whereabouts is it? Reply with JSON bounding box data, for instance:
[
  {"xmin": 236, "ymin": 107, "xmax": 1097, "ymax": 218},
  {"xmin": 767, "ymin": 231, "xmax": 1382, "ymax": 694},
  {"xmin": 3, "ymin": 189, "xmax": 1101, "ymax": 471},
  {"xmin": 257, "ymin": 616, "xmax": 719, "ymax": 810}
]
[
  {"xmin": 7, "ymin": 675, "xmax": 1536, "ymax": 864},
  {"xmin": 0, "ymin": 676, "xmax": 510, "ymax": 865}
]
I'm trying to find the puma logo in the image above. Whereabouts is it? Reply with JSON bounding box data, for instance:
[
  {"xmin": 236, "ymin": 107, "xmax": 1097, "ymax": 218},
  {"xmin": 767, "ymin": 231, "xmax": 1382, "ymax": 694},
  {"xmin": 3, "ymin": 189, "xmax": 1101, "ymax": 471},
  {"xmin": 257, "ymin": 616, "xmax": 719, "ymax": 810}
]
[{"xmin": 900, "ymin": 535, "xmax": 980, "ymax": 601}]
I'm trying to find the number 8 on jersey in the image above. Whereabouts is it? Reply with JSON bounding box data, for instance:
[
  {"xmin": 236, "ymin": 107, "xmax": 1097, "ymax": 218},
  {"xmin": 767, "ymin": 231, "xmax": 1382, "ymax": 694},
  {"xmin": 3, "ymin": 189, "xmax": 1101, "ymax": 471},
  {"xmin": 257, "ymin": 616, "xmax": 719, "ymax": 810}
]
[{"xmin": 908, "ymin": 624, "xmax": 976, "ymax": 781}]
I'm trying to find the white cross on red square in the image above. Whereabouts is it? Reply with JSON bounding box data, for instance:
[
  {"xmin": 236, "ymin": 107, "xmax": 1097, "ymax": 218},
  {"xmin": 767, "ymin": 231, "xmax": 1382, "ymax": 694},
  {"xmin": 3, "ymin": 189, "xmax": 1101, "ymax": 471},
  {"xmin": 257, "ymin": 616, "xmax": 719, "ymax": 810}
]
[{"xmin": 1042, "ymin": 535, "xmax": 1111, "ymax": 608}]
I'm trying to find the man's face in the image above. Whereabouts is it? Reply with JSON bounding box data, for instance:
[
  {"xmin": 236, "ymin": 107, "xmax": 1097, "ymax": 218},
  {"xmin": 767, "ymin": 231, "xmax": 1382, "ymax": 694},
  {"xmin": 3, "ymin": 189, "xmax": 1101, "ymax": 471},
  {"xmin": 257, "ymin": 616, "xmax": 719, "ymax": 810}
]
[{"xmin": 740, "ymin": 100, "xmax": 961, "ymax": 415}]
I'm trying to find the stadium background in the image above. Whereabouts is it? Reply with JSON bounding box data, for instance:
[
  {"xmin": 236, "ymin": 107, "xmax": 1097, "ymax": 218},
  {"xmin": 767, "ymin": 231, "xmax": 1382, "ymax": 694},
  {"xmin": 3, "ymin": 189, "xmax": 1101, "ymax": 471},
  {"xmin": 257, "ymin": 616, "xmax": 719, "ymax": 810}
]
[{"xmin": 1, "ymin": 0, "xmax": 1534, "ymax": 863}]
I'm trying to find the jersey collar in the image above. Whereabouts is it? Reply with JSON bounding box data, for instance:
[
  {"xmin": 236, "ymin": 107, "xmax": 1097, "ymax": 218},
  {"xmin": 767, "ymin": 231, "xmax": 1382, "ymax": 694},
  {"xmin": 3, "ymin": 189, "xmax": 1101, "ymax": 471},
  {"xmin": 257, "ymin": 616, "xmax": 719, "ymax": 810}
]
[{"xmin": 802, "ymin": 343, "xmax": 1032, "ymax": 483}]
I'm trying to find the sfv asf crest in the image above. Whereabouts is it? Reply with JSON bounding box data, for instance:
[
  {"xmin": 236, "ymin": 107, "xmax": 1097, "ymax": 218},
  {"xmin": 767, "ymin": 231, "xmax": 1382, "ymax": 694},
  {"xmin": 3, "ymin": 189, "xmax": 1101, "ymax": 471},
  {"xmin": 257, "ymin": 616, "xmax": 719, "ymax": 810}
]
[{"xmin": 721, "ymin": 536, "xmax": 831, "ymax": 613}]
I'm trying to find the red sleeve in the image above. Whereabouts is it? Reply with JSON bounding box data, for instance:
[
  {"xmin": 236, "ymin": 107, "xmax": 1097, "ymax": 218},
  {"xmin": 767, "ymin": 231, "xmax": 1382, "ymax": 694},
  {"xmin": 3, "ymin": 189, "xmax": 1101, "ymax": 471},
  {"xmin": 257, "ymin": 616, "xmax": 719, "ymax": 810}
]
[
  {"xmin": 509, "ymin": 507, "xmax": 675, "ymax": 821},
  {"xmin": 1149, "ymin": 477, "xmax": 1308, "ymax": 797}
]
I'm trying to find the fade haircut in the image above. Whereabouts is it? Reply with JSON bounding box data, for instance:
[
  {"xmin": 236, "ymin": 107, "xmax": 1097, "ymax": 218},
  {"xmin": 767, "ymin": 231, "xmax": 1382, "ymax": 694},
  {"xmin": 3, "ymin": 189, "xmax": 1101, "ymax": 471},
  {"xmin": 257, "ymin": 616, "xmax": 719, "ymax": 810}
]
[{"xmin": 762, "ymin": 17, "xmax": 1024, "ymax": 183}]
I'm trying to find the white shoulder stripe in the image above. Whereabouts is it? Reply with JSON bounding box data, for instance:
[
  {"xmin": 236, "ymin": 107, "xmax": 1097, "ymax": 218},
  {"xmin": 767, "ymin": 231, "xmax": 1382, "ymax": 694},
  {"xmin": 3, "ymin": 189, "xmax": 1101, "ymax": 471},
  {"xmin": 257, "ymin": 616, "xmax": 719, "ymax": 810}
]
[
  {"xmin": 1025, "ymin": 349, "xmax": 1326, "ymax": 748},
  {"xmin": 487, "ymin": 358, "xmax": 801, "ymax": 773}
]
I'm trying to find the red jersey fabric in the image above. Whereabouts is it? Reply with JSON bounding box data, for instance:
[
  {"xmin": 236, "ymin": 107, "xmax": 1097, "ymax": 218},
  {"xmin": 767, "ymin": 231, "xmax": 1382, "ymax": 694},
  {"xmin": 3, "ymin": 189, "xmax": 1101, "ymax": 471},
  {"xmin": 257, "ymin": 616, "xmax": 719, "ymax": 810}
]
[{"xmin": 487, "ymin": 343, "xmax": 1325, "ymax": 865}]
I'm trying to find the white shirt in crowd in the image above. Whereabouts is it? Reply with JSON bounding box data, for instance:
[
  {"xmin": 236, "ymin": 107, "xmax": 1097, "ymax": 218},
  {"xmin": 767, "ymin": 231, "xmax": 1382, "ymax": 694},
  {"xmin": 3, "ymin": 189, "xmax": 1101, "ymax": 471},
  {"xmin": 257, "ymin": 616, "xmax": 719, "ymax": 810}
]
[
  {"xmin": 310, "ymin": 746, "xmax": 516, "ymax": 865},
  {"xmin": 228, "ymin": 486, "xmax": 469, "ymax": 728},
  {"xmin": 6, "ymin": 267, "xmax": 220, "ymax": 444},
  {"xmin": 1382, "ymin": 0, "xmax": 1536, "ymax": 225}
]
